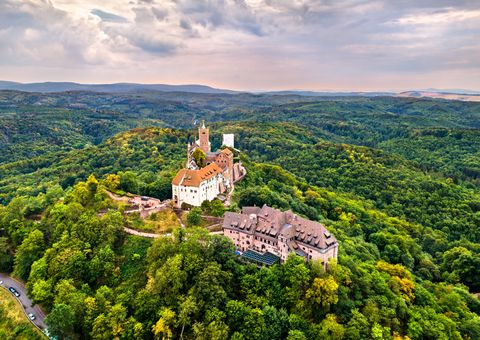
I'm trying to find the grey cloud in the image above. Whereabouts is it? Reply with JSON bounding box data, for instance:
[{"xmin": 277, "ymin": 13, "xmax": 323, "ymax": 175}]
[
  {"xmin": 173, "ymin": 0, "xmax": 266, "ymax": 36},
  {"xmin": 129, "ymin": 35, "xmax": 178, "ymax": 54},
  {"xmin": 180, "ymin": 18, "xmax": 192, "ymax": 30},
  {"xmin": 151, "ymin": 7, "xmax": 169, "ymax": 21},
  {"xmin": 269, "ymin": 0, "xmax": 480, "ymax": 72},
  {"xmin": 91, "ymin": 9, "xmax": 128, "ymax": 23},
  {"xmin": 1, "ymin": 0, "xmax": 65, "ymax": 29}
]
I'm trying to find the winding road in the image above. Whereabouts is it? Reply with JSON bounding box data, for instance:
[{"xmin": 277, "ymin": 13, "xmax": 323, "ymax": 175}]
[{"xmin": 0, "ymin": 273, "xmax": 47, "ymax": 331}]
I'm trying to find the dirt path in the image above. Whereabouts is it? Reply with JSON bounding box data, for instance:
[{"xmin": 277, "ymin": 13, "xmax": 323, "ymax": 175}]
[
  {"xmin": 105, "ymin": 190, "xmax": 129, "ymax": 202},
  {"xmin": 123, "ymin": 227, "xmax": 164, "ymax": 238},
  {"xmin": 173, "ymin": 209, "xmax": 186, "ymax": 228},
  {"xmin": 124, "ymin": 225, "xmax": 223, "ymax": 239}
]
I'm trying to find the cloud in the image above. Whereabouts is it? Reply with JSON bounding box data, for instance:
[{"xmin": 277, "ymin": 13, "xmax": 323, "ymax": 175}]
[
  {"xmin": 151, "ymin": 7, "xmax": 168, "ymax": 21},
  {"xmin": 126, "ymin": 32, "xmax": 178, "ymax": 54},
  {"xmin": 0, "ymin": 0, "xmax": 478, "ymax": 90},
  {"xmin": 391, "ymin": 8, "xmax": 480, "ymax": 26},
  {"xmin": 0, "ymin": 0, "xmax": 111, "ymax": 66},
  {"xmin": 91, "ymin": 9, "xmax": 128, "ymax": 23}
]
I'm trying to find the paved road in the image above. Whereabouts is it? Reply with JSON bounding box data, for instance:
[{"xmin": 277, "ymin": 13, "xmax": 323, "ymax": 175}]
[{"xmin": 0, "ymin": 273, "xmax": 47, "ymax": 331}]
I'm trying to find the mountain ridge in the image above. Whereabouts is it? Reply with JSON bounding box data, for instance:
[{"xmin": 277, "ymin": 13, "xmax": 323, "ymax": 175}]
[
  {"xmin": 2, "ymin": 81, "xmax": 480, "ymax": 100},
  {"xmin": 0, "ymin": 81, "xmax": 237, "ymax": 94}
]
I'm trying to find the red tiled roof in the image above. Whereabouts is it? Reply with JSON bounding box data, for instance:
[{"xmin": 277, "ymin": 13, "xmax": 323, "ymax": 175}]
[{"xmin": 172, "ymin": 163, "xmax": 223, "ymax": 187}]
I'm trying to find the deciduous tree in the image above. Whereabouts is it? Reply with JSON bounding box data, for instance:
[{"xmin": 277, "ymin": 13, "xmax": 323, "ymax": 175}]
[
  {"xmin": 13, "ymin": 229, "xmax": 45, "ymax": 280},
  {"xmin": 45, "ymin": 303, "xmax": 76, "ymax": 340}
]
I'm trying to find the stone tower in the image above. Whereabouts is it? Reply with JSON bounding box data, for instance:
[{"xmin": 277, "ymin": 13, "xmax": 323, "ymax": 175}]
[{"xmin": 199, "ymin": 120, "xmax": 210, "ymax": 153}]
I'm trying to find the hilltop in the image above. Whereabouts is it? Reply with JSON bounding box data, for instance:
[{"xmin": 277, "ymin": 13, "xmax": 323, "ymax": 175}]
[{"xmin": 1, "ymin": 124, "xmax": 479, "ymax": 338}]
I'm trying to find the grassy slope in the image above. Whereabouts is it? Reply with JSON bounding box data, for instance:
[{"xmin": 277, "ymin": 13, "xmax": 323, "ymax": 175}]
[
  {"xmin": 0, "ymin": 288, "xmax": 45, "ymax": 339},
  {"xmin": 127, "ymin": 209, "xmax": 181, "ymax": 234}
]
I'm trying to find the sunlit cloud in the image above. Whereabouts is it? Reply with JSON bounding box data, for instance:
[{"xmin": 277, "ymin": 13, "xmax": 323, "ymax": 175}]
[{"xmin": 393, "ymin": 8, "xmax": 480, "ymax": 26}]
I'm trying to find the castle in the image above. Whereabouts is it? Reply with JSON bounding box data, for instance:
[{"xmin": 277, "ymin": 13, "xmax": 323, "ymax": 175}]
[
  {"xmin": 172, "ymin": 121, "xmax": 245, "ymax": 208},
  {"xmin": 223, "ymin": 204, "xmax": 338, "ymax": 268},
  {"xmin": 172, "ymin": 123, "xmax": 337, "ymax": 267}
]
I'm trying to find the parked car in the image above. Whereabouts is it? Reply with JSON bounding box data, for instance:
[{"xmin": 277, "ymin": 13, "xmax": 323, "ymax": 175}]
[{"xmin": 28, "ymin": 313, "xmax": 36, "ymax": 321}]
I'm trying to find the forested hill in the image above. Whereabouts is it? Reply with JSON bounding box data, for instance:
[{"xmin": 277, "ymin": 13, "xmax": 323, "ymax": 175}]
[
  {"xmin": 0, "ymin": 91, "xmax": 480, "ymax": 339},
  {"xmin": 1, "ymin": 90, "xmax": 479, "ymax": 181}
]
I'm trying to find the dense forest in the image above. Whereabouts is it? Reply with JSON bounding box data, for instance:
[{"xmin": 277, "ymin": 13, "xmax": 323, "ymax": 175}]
[{"xmin": 0, "ymin": 90, "xmax": 479, "ymax": 339}]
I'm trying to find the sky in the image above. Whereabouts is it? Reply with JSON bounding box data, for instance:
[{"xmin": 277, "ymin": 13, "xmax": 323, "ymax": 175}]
[{"xmin": 0, "ymin": 0, "xmax": 479, "ymax": 91}]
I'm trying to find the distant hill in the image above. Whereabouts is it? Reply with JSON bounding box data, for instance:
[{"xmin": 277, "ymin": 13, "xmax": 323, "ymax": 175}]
[
  {"xmin": 265, "ymin": 90, "xmax": 393, "ymax": 97},
  {"xmin": 0, "ymin": 81, "xmax": 237, "ymax": 94},
  {"xmin": 397, "ymin": 90, "xmax": 480, "ymax": 102},
  {"xmin": 1, "ymin": 81, "xmax": 480, "ymax": 101},
  {"xmin": 423, "ymin": 88, "xmax": 480, "ymax": 95},
  {"xmin": 0, "ymin": 81, "xmax": 395, "ymax": 97}
]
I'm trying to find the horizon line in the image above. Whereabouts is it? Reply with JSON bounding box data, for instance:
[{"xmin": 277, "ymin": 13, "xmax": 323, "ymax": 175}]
[{"xmin": 1, "ymin": 79, "xmax": 479, "ymax": 94}]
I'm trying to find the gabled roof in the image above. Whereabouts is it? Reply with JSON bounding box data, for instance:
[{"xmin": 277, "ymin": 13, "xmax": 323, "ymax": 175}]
[
  {"xmin": 242, "ymin": 206, "xmax": 261, "ymax": 215},
  {"xmin": 172, "ymin": 162, "xmax": 223, "ymax": 187},
  {"xmin": 280, "ymin": 211, "xmax": 337, "ymax": 250},
  {"xmin": 222, "ymin": 204, "xmax": 338, "ymax": 251}
]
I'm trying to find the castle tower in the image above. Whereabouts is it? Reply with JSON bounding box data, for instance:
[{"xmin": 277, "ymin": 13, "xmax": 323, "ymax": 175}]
[{"xmin": 199, "ymin": 120, "xmax": 210, "ymax": 153}]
